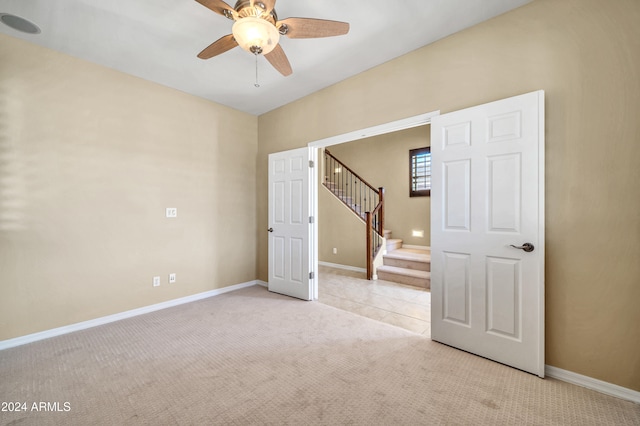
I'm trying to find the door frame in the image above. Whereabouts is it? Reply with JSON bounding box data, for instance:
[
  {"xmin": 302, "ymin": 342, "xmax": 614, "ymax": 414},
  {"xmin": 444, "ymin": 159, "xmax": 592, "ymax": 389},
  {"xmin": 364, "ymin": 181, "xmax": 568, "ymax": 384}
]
[{"xmin": 307, "ymin": 111, "xmax": 440, "ymax": 299}]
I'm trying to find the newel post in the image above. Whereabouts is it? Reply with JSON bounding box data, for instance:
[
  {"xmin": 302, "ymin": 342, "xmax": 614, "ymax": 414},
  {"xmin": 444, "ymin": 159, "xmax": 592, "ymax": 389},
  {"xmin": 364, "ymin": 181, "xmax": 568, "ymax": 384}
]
[
  {"xmin": 378, "ymin": 187, "xmax": 385, "ymax": 236},
  {"xmin": 365, "ymin": 211, "xmax": 372, "ymax": 280}
]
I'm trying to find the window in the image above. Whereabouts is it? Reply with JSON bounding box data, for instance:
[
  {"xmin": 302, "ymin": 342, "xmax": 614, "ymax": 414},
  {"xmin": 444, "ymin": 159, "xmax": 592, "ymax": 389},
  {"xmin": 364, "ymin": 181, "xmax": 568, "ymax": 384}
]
[{"xmin": 409, "ymin": 147, "xmax": 431, "ymax": 197}]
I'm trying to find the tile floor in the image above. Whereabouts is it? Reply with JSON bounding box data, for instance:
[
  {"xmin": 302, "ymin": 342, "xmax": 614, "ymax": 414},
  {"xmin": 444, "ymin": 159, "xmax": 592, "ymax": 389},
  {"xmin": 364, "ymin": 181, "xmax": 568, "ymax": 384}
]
[{"xmin": 317, "ymin": 264, "xmax": 431, "ymax": 336}]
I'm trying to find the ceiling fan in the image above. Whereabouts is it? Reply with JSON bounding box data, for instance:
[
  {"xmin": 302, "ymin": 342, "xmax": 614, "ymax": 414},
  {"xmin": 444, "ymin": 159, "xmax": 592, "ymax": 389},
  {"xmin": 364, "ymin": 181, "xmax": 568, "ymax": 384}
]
[{"xmin": 195, "ymin": 0, "xmax": 350, "ymax": 76}]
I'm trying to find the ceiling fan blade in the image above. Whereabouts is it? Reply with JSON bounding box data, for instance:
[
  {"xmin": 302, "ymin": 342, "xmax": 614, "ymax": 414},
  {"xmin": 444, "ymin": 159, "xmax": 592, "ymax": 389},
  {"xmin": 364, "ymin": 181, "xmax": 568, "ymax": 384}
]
[
  {"xmin": 264, "ymin": 44, "xmax": 292, "ymax": 76},
  {"xmin": 277, "ymin": 18, "xmax": 349, "ymax": 39},
  {"xmin": 195, "ymin": 0, "xmax": 236, "ymax": 19},
  {"xmin": 197, "ymin": 34, "xmax": 238, "ymax": 59}
]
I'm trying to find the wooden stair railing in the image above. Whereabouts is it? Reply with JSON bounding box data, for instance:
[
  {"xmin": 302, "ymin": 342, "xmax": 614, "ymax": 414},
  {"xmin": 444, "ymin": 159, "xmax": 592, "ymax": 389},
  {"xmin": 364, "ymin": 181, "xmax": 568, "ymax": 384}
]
[
  {"xmin": 323, "ymin": 149, "xmax": 384, "ymax": 280},
  {"xmin": 365, "ymin": 193, "xmax": 384, "ymax": 280}
]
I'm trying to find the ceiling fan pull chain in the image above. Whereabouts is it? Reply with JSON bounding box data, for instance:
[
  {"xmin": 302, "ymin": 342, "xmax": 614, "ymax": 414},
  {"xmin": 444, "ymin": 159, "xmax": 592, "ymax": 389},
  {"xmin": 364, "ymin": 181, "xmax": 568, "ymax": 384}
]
[{"xmin": 254, "ymin": 54, "xmax": 260, "ymax": 88}]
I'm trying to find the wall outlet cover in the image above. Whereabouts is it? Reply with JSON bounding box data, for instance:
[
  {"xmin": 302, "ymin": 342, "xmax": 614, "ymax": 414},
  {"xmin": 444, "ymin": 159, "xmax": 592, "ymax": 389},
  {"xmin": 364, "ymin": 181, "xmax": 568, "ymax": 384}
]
[
  {"xmin": 166, "ymin": 208, "xmax": 177, "ymax": 218},
  {"xmin": 169, "ymin": 273, "xmax": 176, "ymax": 283}
]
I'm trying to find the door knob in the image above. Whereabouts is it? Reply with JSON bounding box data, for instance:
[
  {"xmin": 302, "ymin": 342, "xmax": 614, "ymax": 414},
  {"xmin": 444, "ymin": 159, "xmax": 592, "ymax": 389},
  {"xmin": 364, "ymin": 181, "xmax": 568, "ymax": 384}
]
[
  {"xmin": 267, "ymin": 228, "xmax": 273, "ymax": 233},
  {"xmin": 510, "ymin": 242, "xmax": 534, "ymax": 252}
]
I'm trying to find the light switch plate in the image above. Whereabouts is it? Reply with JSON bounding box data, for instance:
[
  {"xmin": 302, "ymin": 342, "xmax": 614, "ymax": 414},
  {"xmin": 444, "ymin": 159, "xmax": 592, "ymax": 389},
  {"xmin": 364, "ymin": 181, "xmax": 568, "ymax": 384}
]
[{"xmin": 153, "ymin": 276, "xmax": 161, "ymax": 287}]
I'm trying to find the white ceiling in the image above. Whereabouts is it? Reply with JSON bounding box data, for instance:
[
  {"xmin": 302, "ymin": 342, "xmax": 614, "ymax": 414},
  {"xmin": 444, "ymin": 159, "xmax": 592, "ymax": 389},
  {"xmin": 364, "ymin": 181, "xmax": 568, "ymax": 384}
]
[{"xmin": 0, "ymin": 0, "xmax": 531, "ymax": 115}]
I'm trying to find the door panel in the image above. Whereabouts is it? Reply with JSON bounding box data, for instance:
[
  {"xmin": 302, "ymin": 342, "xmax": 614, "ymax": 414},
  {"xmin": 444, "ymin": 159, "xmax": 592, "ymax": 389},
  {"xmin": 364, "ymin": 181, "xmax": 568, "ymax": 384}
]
[
  {"xmin": 431, "ymin": 90, "xmax": 545, "ymax": 377},
  {"xmin": 442, "ymin": 251, "xmax": 471, "ymax": 326},
  {"xmin": 273, "ymin": 236, "xmax": 285, "ymax": 280},
  {"xmin": 488, "ymin": 154, "xmax": 521, "ymax": 232},
  {"xmin": 443, "ymin": 160, "xmax": 471, "ymax": 231},
  {"xmin": 486, "ymin": 256, "xmax": 520, "ymax": 339},
  {"xmin": 291, "ymin": 180, "xmax": 304, "ymax": 224},
  {"xmin": 487, "ymin": 111, "xmax": 521, "ymax": 142},
  {"xmin": 273, "ymin": 180, "xmax": 285, "ymax": 224},
  {"xmin": 290, "ymin": 237, "xmax": 304, "ymax": 283},
  {"xmin": 443, "ymin": 121, "xmax": 472, "ymax": 148}
]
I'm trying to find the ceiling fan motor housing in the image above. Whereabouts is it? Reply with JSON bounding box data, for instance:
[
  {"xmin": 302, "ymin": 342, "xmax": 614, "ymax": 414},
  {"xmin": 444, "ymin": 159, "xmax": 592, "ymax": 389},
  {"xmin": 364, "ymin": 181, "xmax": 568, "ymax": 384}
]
[{"xmin": 234, "ymin": 0, "xmax": 277, "ymax": 23}]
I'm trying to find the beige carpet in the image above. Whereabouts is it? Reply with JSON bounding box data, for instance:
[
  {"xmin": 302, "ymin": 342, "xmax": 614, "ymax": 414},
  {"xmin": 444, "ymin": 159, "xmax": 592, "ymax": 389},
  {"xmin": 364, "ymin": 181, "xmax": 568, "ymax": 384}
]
[{"xmin": 0, "ymin": 285, "xmax": 638, "ymax": 425}]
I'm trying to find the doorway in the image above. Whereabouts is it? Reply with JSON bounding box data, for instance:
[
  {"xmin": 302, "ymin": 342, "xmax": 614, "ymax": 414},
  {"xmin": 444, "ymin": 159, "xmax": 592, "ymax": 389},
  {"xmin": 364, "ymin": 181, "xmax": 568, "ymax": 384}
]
[{"xmin": 308, "ymin": 112, "xmax": 439, "ymax": 333}]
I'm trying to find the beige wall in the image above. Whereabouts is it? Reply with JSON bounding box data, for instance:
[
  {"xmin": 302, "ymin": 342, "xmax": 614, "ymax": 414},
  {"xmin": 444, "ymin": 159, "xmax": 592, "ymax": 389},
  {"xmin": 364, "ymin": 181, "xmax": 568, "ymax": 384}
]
[
  {"xmin": 259, "ymin": 0, "xmax": 640, "ymax": 391},
  {"xmin": 0, "ymin": 35, "xmax": 258, "ymax": 340},
  {"xmin": 318, "ymin": 184, "xmax": 366, "ymax": 269}
]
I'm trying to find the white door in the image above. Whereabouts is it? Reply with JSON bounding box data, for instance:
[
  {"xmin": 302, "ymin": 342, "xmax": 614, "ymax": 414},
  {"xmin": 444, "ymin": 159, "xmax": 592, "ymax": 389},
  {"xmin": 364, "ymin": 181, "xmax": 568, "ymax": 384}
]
[
  {"xmin": 430, "ymin": 90, "xmax": 545, "ymax": 377},
  {"xmin": 268, "ymin": 147, "xmax": 313, "ymax": 300}
]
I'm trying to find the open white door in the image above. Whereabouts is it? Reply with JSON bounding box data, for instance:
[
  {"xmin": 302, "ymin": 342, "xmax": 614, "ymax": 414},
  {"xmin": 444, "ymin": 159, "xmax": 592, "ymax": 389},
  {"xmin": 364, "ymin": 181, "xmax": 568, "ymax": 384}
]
[
  {"xmin": 431, "ymin": 91, "xmax": 545, "ymax": 376},
  {"xmin": 268, "ymin": 147, "xmax": 313, "ymax": 301}
]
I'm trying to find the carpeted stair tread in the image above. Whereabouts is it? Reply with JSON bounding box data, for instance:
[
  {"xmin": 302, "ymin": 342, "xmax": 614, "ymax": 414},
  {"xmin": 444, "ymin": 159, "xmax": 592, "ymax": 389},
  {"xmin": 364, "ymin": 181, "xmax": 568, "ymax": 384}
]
[
  {"xmin": 384, "ymin": 249, "xmax": 430, "ymax": 262},
  {"xmin": 377, "ymin": 265, "xmax": 430, "ymax": 279}
]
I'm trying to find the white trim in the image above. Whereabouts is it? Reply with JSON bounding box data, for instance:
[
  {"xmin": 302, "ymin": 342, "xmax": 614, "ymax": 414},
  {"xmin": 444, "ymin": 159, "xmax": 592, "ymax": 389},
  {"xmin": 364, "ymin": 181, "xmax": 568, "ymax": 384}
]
[
  {"xmin": 0, "ymin": 280, "xmax": 262, "ymax": 351},
  {"xmin": 319, "ymin": 261, "xmax": 367, "ymax": 273},
  {"xmin": 401, "ymin": 244, "xmax": 430, "ymax": 251},
  {"xmin": 308, "ymin": 112, "xmax": 439, "ymax": 149},
  {"xmin": 537, "ymin": 90, "xmax": 546, "ymax": 378},
  {"xmin": 256, "ymin": 280, "xmax": 268, "ymax": 287},
  {"xmin": 310, "ymin": 146, "xmax": 319, "ymax": 301},
  {"xmin": 545, "ymin": 365, "xmax": 640, "ymax": 404}
]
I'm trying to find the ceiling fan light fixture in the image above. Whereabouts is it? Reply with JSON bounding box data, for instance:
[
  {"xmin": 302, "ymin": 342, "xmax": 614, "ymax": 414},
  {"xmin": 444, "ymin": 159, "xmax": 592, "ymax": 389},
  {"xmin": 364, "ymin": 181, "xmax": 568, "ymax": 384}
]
[{"xmin": 232, "ymin": 16, "xmax": 279, "ymax": 55}]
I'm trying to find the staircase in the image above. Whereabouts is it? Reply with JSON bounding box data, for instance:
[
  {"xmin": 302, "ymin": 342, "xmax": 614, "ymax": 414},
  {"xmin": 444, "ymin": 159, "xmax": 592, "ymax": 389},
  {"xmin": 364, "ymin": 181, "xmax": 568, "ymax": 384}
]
[
  {"xmin": 323, "ymin": 149, "xmax": 385, "ymax": 280},
  {"xmin": 377, "ymin": 230, "xmax": 431, "ymax": 289}
]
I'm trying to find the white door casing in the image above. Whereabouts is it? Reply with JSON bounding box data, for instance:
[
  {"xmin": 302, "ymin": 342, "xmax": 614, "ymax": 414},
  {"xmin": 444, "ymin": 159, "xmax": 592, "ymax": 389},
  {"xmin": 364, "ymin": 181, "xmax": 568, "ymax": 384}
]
[
  {"xmin": 268, "ymin": 147, "xmax": 313, "ymax": 301},
  {"xmin": 430, "ymin": 91, "xmax": 545, "ymax": 377}
]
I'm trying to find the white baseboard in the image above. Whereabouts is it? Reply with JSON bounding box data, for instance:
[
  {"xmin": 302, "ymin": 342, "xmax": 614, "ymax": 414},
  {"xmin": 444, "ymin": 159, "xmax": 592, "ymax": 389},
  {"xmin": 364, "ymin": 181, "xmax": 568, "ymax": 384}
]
[
  {"xmin": 4, "ymin": 284, "xmax": 638, "ymax": 405},
  {"xmin": 318, "ymin": 261, "xmax": 366, "ymax": 273},
  {"xmin": 545, "ymin": 365, "xmax": 640, "ymax": 404},
  {"xmin": 0, "ymin": 280, "xmax": 262, "ymax": 351}
]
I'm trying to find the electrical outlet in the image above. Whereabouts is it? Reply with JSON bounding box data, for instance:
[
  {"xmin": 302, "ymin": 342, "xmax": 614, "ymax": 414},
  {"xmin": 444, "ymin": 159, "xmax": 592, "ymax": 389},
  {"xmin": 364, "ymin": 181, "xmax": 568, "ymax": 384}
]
[
  {"xmin": 166, "ymin": 208, "xmax": 177, "ymax": 218},
  {"xmin": 169, "ymin": 273, "xmax": 176, "ymax": 284},
  {"xmin": 153, "ymin": 276, "xmax": 161, "ymax": 287}
]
